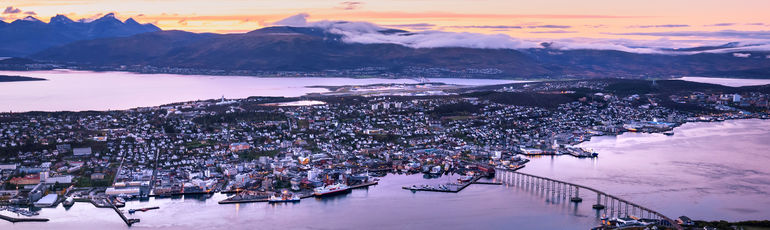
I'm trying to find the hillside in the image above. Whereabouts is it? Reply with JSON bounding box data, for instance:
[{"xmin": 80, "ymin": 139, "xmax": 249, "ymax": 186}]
[{"xmin": 29, "ymin": 26, "xmax": 770, "ymax": 79}]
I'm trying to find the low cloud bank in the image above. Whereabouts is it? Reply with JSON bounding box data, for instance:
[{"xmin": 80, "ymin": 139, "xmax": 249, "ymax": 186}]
[
  {"xmin": 270, "ymin": 14, "xmax": 770, "ymax": 54},
  {"xmin": 272, "ymin": 13, "xmax": 539, "ymax": 49}
]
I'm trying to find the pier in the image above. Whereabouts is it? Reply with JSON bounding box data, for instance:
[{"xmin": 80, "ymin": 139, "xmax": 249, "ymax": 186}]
[
  {"xmin": 110, "ymin": 200, "xmax": 140, "ymax": 226},
  {"xmin": 219, "ymin": 180, "xmax": 379, "ymax": 204},
  {"xmin": 497, "ymin": 170, "xmax": 682, "ymax": 230},
  {"xmin": 0, "ymin": 213, "xmax": 49, "ymax": 223},
  {"xmin": 76, "ymin": 197, "xmax": 139, "ymax": 226},
  {"xmin": 402, "ymin": 176, "xmax": 481, "ymax": 193}
]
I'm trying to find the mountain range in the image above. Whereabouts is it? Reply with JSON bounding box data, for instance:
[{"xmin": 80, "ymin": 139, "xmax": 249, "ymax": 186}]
[
  {"xmin": 3, "ymin": 16, "xmax": 770, "ymax": 79},
  {"xmin": 0, "ymin": 13, "xmax": 159, "ymax": 57}
]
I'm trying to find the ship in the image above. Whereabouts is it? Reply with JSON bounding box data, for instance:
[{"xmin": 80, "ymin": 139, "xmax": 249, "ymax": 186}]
[{"xmin": 313, "ymin": 183, "xmax": 350, "ymax": 196}]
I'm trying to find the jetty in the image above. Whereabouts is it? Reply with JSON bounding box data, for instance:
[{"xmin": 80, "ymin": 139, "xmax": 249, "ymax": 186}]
[
  {"xmin": 75, "ymin": 197, "xmax": 139, "ymax": 226},
  {"xmin": 472, "ymin": 181, "xmax": 502, "ymax": 185},
  {"xmin": 402, "ymin": 176, "xmax": 481, "ymax": 193},
  {"xmin": 219, "ymin": 180, "xmax": 379, "ymax": 204},
  {"xmin": 0, "ymin": 213, "xmax": 49, "ymax": 223},
  {"xmin": 128, "ymin": 206, "xmax": 159, "ymax": 214},
  {"xmin": 110, "ymin": 200, "xmax": 139, "ymax": 226}
]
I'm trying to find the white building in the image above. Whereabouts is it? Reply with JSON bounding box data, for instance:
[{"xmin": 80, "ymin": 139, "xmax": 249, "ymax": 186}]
[
  {"xmin": 73, "ymin": 147, "xmax": 92, "ymax": 156},
  {"xmin": 34, "ymin": 194, "xmax": 59, "ymax": 207}
]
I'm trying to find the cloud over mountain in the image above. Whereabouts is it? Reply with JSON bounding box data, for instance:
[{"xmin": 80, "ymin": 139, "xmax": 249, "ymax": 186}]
[
  {"xmin": 265, "ymin": 14, "xmax": 770, "ymax": 54},
  {"xmin": 271, "ymin": 13, "xmax": 539, "ymax": 49}
]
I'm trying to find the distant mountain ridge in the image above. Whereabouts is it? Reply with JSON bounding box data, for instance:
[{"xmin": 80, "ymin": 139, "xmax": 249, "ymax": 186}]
[
  {"xmin": 28, "ymin": 25, "xmax": 770, "ymax": 78},
  {"xmin": 0, "ymin": 13, "xmax": 160, "ymax": 57}
]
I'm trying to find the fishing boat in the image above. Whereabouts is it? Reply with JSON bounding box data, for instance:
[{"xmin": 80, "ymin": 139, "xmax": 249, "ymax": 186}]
[
  {"xmin": 457, "ymin": 175, "xmax": 474, "ymax": 183},
  {"xmin": 268, "ymin": 191, "xmax": 301, "ymax": 203}
]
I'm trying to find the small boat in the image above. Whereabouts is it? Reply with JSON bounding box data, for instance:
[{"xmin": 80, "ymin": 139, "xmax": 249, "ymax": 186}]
[
  {"xmin": 62, "ymin": 197, "xmax": 75, "ymax": 207},
  {"xmin": 663, "ymin": 131, "xmax": 674, "ymax": 136},
  {"xmin": 457, "ymin": 175, "xmax": 473, "ymax": 183}
]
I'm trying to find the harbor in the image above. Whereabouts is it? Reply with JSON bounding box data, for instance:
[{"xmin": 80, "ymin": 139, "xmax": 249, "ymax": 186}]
[
  {"xmin": 402, "ymin": 176, "xmax": 482, "ymax": 193},
  {"xmin": 218, "ymin": 180, "xmax": 380, "ymax": 204}
]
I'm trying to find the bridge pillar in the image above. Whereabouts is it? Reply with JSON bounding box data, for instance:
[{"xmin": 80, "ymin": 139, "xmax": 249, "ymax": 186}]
[
  {"xmin": 610, "ymin": 199, "xmax": 614, "ymax": 217},
  {"xmin": 603, "ymin": 196, "xmax": 608, "ymax": 215},
  {"xmin": 625, "ymin": 203, "xmax": 629, "ymax": 217},
  {"xmin": 550, "ymin": 181, "xmax": 554, "ymax": 196},
  {"xmin": 592, "ymin": 193, "xmax": 605, "ymax": 210},
  {"xmin": 570, "ymin": 187, "xmax": 582, "ymax": 203},
  {"xmin": 563, "ymin": 184, "xmax": 567, "ymax": 200}
]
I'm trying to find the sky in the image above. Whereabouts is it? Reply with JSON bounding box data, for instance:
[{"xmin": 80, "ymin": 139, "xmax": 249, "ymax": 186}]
[{"xmin": 2, "ymin": 0, "xmax": 770, "ymax": 49}]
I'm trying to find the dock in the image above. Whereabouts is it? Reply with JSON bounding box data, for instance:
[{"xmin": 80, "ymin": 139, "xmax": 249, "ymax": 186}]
[
  {"xmin": 402, "ymin": 176, "xmax": 481, "ymax": 193},
  {"xmin": 110, "ymin": 200, "xmax": 139, "ymax": 226},
  {"xmin": 128, "ymin": 206, "xmax": 159, "ymax": 214},
  {"xmin": 75, "ymin": 197, "xmax": 139, "ymax": 226},
  {"xmin": 472, "ymin": 181, "xmax": 502, "ymax": 185},
  {"xmin": 218, "ymin": 197, "xmax": 269, "ymax": 204},
  {"xmin": 349, "ymin": 180, "xmax": 379, "ymax": 190},
  {"xmin": 219, "ymin": 180, "xmax": 379, "ymax": 204},
  {"xmin": 0, "ymin": 213, "xmax": 49, "ymax": 223}
]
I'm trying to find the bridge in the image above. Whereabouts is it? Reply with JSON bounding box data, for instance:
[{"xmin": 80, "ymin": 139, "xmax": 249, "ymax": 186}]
[{"xmin": 496, "ymin": 170, "xmax": 682, "ymax": 230}]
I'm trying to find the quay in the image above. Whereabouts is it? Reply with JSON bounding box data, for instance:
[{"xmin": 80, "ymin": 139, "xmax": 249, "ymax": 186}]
[
  {"xmin": 472, "ymin": 181, "xmax": 502, "ymax": 185},
  {"xmin": 128, "ymin": 206, "xmax": 159, "ymax": 214},
  {"xmin": 497, "ymin": 170, "xmax": 682, "ymax": 230},
  {"xmin": 0, "ymin": 213, "xmax": 49, "ymax": 223},
  {"xmin": 110, "ymin": 199, "xmax": 139, "ymax": 226},
  {"xmin": 74, "ymin": 197, "xmax": 139, "ymax": 226},
  {"xmin": 219, "ymin": 180, "xmax": 379, "ymax": 204},
  {"xmin": 402, "ymin": 176, "xmax": 481, "ymax": 193}
]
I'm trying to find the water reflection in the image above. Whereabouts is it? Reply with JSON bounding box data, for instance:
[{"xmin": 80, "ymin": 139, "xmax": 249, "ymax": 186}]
[
  {"xmin": 522, "ymin": 119, "xmax": 770, "ymax": 221},
  {"xmin": 0, "ymin": 70, "xmax": 522, "ymax": 112}
]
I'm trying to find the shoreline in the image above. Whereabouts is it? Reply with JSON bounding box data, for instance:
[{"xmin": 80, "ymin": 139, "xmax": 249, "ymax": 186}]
[{"xmin": 0, "ymin": 75, "xmax": 47, "ymax": 82}]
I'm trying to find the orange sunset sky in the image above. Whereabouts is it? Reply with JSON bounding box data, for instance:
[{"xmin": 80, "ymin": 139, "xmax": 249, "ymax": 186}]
[{"xmin": 2, "ymin": 0, "xmax": 770, "ymax": 46}]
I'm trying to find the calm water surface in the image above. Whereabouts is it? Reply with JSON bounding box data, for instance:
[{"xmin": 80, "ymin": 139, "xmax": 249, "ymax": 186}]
[
  {"xmin": 523, "ymin": 118, "xmax": 770, "ymax": 221},
  {"xmin": 679, "ymin": 76, "xmax": 770, "ymax": 87},
  {"xmin": 4, "ymin": 174, "xmax": 600, "ymax": 230},
  {"xmin": 3, "ymin": 119, "xmax": 769, "ymax": 229},
  {"xmin": 0, "ymin": 70, "xmax": 522, "ymax": 112}
]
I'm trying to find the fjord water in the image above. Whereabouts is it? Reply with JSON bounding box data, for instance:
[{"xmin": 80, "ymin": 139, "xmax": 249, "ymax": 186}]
[
  {"xmin": 679, "ymin": 76, "xmax": 770, "ymax": 87},
  {"xmin": 3, "ymin": 119, "xmax": 769, "ymax": 229},
  {"xmin": 523, "ymin": 118, "xmax": 770, "ymax": 221},
  {"xmin": 0, "ymin": 70, "xmax": 521, "ymax": 112}
]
